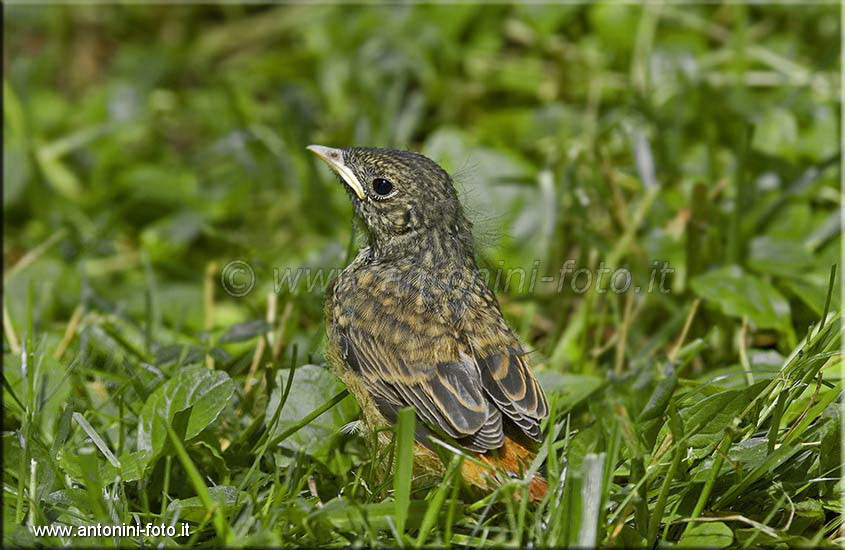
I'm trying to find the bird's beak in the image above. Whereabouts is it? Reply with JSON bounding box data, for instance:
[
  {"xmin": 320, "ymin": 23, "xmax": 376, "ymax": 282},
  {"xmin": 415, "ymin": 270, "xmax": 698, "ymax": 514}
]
[{"xmin": 306, "ymin": 145, "xmax": 367, "ymax": 201}]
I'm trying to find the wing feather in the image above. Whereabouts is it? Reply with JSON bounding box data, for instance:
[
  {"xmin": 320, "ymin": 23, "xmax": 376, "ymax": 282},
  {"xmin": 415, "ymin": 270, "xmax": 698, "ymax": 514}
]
[
  {"xmin": 475, "ymin": 349, "xmax": 548, "ymax": 442},
  {"xmin": 458, "ymin": 407, "xmax": 505, "ymax": 452}
]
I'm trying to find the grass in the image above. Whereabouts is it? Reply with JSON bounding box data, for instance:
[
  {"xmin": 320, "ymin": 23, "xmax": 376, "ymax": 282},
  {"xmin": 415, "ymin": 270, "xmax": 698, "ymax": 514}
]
[{"xmin": 3, "ymin": 3, "xmax": 843, "ymax": 548}]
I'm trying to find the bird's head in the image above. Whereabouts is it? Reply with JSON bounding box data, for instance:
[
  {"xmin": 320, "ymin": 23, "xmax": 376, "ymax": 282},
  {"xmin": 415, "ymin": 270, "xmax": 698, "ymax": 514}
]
[{"xmin": 307, "ymin": 145, "xmax": 473, "ymax": 259}]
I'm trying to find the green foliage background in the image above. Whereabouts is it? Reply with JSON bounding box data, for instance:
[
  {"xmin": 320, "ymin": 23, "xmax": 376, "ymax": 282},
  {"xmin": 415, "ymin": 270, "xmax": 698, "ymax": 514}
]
[{"xmin": 4, "ymin": 3, "xmax": 842, "ymax": 548}]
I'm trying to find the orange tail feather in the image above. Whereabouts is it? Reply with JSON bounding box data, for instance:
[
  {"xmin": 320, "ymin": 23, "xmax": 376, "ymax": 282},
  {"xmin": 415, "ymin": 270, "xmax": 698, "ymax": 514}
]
[
  {"xmin": 462, "ymin": 435, "xmax": 547, "ymax": 503},
  {"xmin": 527, "ymin": 476, "xmax": 548, "ymax": 503}
]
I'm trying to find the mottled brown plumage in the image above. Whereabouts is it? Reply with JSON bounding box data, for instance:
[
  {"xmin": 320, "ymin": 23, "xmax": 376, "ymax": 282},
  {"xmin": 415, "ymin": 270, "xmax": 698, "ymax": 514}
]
[{"xmin": 308, "ymin": 145, "xmax": 549, "ymax": 499}]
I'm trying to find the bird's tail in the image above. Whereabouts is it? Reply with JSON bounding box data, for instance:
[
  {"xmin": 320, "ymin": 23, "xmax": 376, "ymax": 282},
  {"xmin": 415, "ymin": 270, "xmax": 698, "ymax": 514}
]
[{"xmin": 462, "ymin": 435, "xmax": 547, "ymax": 504}]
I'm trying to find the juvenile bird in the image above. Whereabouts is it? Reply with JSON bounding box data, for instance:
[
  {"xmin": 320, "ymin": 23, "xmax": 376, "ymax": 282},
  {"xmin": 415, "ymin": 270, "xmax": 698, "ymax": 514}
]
[{"xmin": 308, "ymin": 145, "xmax": 549, "ymax": 501}]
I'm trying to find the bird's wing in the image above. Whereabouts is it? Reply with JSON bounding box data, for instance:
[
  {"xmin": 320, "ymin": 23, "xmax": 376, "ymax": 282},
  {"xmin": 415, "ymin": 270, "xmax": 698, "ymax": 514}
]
[
  {"xmin": 459, "ymin": 282, "xmax": 549, "ymax": 442},
  {"xmin": 331, "ymin": 267, "xmax": 505, "ymax": 451},
  {"xmin": 336, "ymin": 323, "xmax": 505, "ymax": 452}
]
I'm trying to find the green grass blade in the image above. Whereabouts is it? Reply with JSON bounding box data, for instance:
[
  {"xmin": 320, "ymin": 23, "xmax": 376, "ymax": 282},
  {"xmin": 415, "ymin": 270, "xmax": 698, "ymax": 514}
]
[
  {"xmin": 817, "ymin": 263, "xmax": 837, "ymax": 335},
  {"xmin": 73, "ymin": 412, "xmax": 120, "ymax": 468},
  {"xmin": 414, "ymin": 454, "xmax": 462, "ymax": 547},
  {"xmin": 267, "ymin": 388, "xmax": 350, "ymax": 448},
  {"xmin": 577, "ymin": 453, "xmax": 606, "ymax": 548},
  {"xmin": 683, "ymin": 430, "xmax": 732, "ymax": 534},
  {"xmin": 165, "ymin": 420, "xmax": 232, "ymax": 543},
  {"xmin": 394, "ymin": 407, "xmax": 416, "ymax": 540},
  {"xmin": 647, "ymin": 405, "xmax": 685, "ymax": 546}
]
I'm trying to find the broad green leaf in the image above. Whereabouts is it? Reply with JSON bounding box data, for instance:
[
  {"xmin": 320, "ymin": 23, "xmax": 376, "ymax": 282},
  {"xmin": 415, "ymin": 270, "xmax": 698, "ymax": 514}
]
[
  {"xmin": 137, "ymin": 366, "xmax": 234, "ymax": 465},
  {"xmin": 588, "ymin": 4, "xmax": 639, "ymax": 53},
  {"xmin": 691, "ymin": 266, "xmax": 790, "ymax": 332},
  {"xmin": 45, "ymin": 488, "xmax": 90, "ymax": 511},
  {"xmin": 798, "ymin": 105, "xmax": 838, "ymax": 161},
  {"xmin": 116, "ymin": 450, "xmax": 152, "ymax": 482},
  {"xmin": 792, "ymin": 499, "xmax": 824, "ymax": 524},
  {"xmin": 764, "ymin": 203, "xmax": 812, "ymax": 242},
  {"xmin": 678, "ymin": 522, "xmax": 733, "ymax": 548},
  {"xmin": 266, "ymin": 365, "xmax": 359, "ymax": 462},
  {"xmin": 57, "ymin": 449, "xmax": 150, "ymax": 483},
  {"xmin": 166, "ymin": 486, "xmax": 251, "ymax": 523},
  {"xmin": 311, "ymin": 499, "xmax": 434, "ymax": 531},
  {"xmin": 748, "ymin": 236, "xmax": 815, "ymax": 277},
  {"xmin": 727, "ymin": 437, "xmax": 769, "ymax": 472},
  {"xmin": 670, "ymin": 381, "xmax": 768, "ymax": 449},
  {"xmin": 752, "ymin": 107, "xmax": 798, "ymax": 159}
]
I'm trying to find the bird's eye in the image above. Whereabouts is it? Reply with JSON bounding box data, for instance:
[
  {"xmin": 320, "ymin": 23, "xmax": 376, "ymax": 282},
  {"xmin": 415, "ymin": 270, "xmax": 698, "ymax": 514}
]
[{"xmin": 372, "ymin": 178, "xmax": 394, "ymax": 197}]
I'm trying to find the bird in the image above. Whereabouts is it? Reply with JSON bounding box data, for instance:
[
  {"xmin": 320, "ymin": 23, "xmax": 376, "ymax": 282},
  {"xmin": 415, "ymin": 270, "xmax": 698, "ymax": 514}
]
[{"xmin": 307, "ymin": 144, "xmax": 549, "ymax": 502}]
